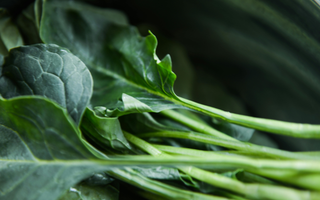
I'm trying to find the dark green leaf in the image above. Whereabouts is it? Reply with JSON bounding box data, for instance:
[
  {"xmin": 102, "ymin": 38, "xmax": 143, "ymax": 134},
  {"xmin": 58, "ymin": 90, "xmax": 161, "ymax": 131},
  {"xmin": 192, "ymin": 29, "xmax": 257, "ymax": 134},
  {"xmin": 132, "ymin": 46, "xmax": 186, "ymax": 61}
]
[
  {"xmin": 39, "ymin": 0, "xmax": 184, "ymax": 112},
  {"xmin": 0, "ymin": 44, "xmax": 93, "ymax": 124},
  {"xmin": 0, "ymin": 97, "xmax": 222, "ymax": 200},
  {"xmin": 0, "ymin": 97, "xmax": 102, "ymax": 200},
  {"xmin": 38, "ymin": 0, "xmax": 320, "ymax": 139},
  {"xmin": 0, "ymin": 8, "xmax": 23, "ymax": 55},
  {"xmin": 211, "ymin": 119, "xmax": 254, "ymax": 142},
  {"xmin": 81, "ymin": 108, "xmax": 131, "ymax": 153},
  {"xmin": 0, "ymin": 54, "xmax": 3, "ymax": 67},
  {"xmin": 138, "ymin": 26, "xmax": 195, "ymax": 99},
  {"xmin": 15, "ymin": 2, "xmax": 42, "ymax": 45},
  {"xmin": 35, "ymin": 0, "xmax": 43, "ymax": 29},
  {"xmin": 130, "ymin": 0, "xmax": 320, "ymax": 140},
  {"xmin": 248, "ymin": 131, "xmax": 278, "ymax": 148}
]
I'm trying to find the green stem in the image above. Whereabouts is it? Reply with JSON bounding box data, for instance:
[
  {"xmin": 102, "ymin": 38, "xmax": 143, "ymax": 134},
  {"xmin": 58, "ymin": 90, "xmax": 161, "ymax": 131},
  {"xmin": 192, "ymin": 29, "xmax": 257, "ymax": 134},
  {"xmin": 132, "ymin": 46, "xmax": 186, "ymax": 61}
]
[
  {"xmin": 137, "ymin": 130, "xmax": 318, "ymax": 160},
  {"xmin": 218, "ymin": 192, "xmax": 247, "ymax": 200},
  {"xmin": 153, "ymin": 144, "xmax": 320, "ymax": 191},
  {"xmin": 124, "ymin": 130, "xmax": 163, "ymax": 156},
  {"xmin": 153, "ymin": 144, "xmax": 265, "ymax": 158},
  {"xmin": 150, "ymin": 144, "xmax": 320, "ymax": 173},
  {"xmin": 107, "ymin": 168, "xmax": 224, "ymax": 200},
  {"xmin": 180, "ymin": 167, "xmax": 320, "ymax": 200},
  {"xmin": 295, "ymin": 151, "xmax": 320, "ymax": 156},
  {"xmin": 178, "ymin": 97, "xmax": 320, "ymax": 138},
  {"xmin": 247, "ymin": 168, "xmax": 320, "ymax": 191},
  {"xmin": 160, "ymin": 109, "xmax": 238, "ymax": 141},
  {"xmin": 124, "ymin": 132, "xmax": 320, "ymax": 199}
]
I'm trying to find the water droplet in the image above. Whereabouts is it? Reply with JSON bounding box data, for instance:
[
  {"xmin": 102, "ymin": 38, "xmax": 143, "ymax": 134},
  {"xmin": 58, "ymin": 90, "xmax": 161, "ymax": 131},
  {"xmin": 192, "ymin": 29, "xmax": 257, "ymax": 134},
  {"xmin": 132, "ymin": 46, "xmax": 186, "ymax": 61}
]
[{"xmin": 69, "ymin": 187, "xmax": 81, "ymax": 197}]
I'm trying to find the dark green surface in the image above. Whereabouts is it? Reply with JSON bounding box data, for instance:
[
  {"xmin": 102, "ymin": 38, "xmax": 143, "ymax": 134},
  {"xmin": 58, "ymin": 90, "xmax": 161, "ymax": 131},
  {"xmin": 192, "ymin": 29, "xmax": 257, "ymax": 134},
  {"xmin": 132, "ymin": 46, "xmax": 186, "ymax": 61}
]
[
  {"xmin": 0, "ymin": 97, "xmax": 98, "ymax": 200},
  {"xmin": 81, "ymin": 108, "xmax": 131, "ymax": 152},
  {"xmin": 0, "ymin": 44, "xmax": 93, "ymax": 124},
  {"xmin": 0, "ymin": 8, "xmax": 23, "ymax": 55},
  {"xmin": 40, "ymin": 0, "xmax": 183, "ymax": 112}
]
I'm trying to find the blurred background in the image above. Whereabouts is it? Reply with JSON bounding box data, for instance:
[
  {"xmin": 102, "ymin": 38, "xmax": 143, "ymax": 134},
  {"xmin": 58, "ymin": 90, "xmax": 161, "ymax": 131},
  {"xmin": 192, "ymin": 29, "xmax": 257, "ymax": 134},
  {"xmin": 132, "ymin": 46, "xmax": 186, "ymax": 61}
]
[{"xmin": 2, "ymin": 0, "xmax": 320, "ymax": 151}]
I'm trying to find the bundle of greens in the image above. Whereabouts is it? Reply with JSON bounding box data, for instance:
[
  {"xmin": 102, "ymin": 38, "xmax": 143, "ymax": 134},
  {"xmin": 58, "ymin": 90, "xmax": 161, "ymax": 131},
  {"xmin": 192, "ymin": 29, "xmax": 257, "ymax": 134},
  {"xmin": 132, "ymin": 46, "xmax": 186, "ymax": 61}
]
[{"xmin": 1, "ymin": 0, "xmax": 320, "ymax": 199}]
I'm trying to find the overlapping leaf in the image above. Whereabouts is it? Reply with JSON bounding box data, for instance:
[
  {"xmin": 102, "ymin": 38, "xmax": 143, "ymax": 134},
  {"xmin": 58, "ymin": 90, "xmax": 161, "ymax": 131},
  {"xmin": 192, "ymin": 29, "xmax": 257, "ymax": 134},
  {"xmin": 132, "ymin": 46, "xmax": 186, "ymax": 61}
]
[
  {"xmin": 0, "ymin": 44, "xmax": 93, "ymax": 124},
  {"xmin": 39, "ymin": 0, "xmax": 183, "ymax": 112},
  {"xmin": 0, "ymin": 97, "xmax": 226, "ymax": 200},
  {"xmin": 15, "ymin": 2, "xmax": 42, "ymax": 45},
  {"xmin": 81, "ymin": 108, "xmax": 132, "ymax": 153},
  {"xmin": 94, "ymin": 93, "xmax": 154, "ymax": 117},
  {"xmin": 0, "ymin": 97, "xmax": 102, "ymax": 200},
  {"xmin": 0, "ymin": 9, "xmax": 23, "ymax": 55},
  {"xmin": 38, "ymin": 0, "xmax": 320, "ymax": 138}
]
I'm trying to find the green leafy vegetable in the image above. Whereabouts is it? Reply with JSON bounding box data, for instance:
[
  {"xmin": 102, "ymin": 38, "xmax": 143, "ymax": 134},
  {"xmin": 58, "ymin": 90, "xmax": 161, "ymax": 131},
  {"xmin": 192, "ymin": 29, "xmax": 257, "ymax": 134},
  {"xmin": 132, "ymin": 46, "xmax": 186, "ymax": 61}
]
[
  {"xmin": 39, "ymin": 0, "xmax": 182, "ymax": 113},
  {"xmin": 0, "ymin": 97, "xmax": 244, "ymax": 199},
  {"xmin": 1, "ymin": 0, "xmax": 320, "ymax": 199},
  {"xmin": 39, "ymin": 0, "xmax": 320, "ymax": 138},
  {"xmin": 125, "ymin": 131, "xmax": 320, "ymax": 199},
  {"xmin": 0, "ymin": 97, "xmax": 98, "ymax": 200},
  {"xmin": 0, "ymin": 44, "xmax": 93, "ymax": 124}
]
